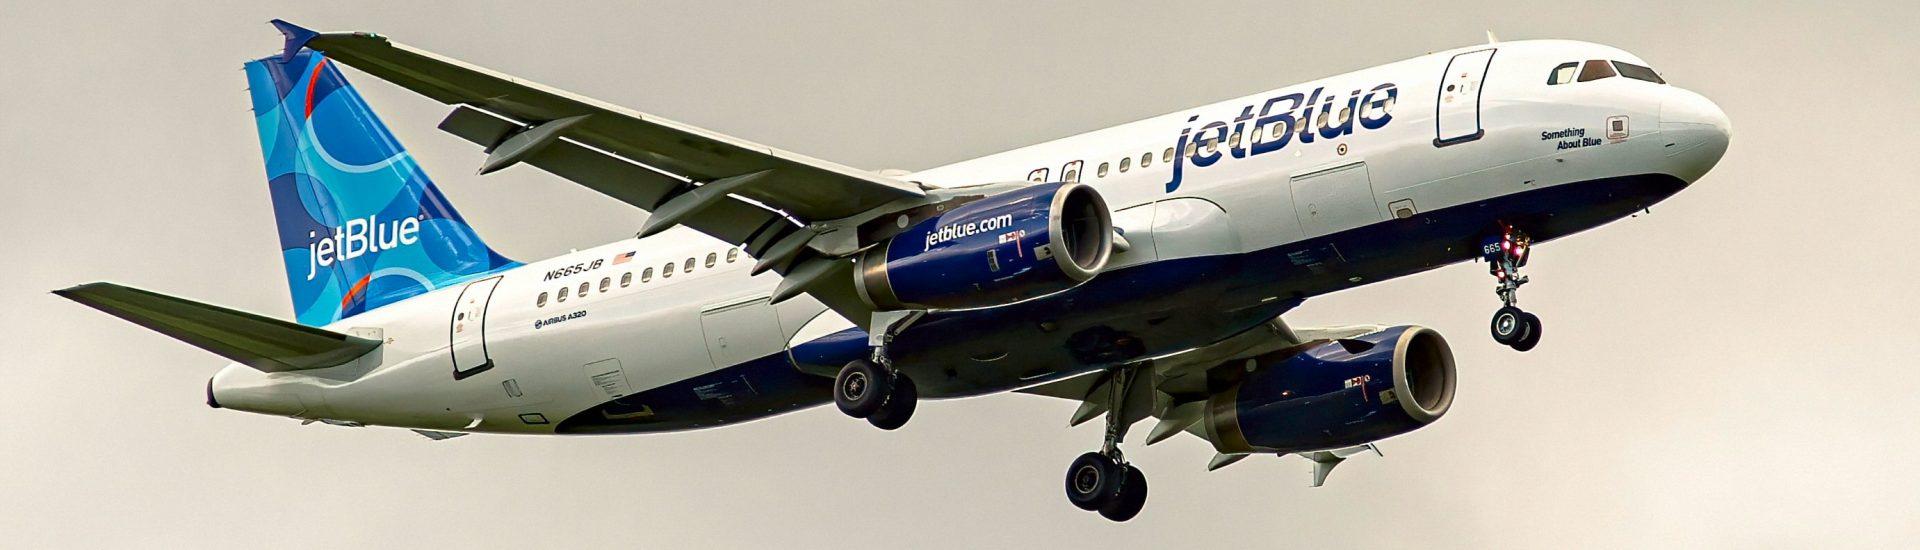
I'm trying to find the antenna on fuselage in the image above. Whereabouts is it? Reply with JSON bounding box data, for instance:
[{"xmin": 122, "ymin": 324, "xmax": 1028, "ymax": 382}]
[{"xmin": 1486, "ymin": 30, "xmax": 1500, "ymax": 44}]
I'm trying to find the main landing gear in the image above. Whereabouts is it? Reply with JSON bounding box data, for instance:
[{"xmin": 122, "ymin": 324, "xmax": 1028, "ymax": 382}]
[
  {"xmin": 835, "ymin": 311, "xmax": 922, "ymax": 430},
  {"xmin": 834, "ymin": 356, "xmax": 916, "ymax": 430},
  {"xmin": 1064, "ymin": 366, "xmax": 1149, "ymax": 522},
  {"xmin": 1484, "ymin": 224, "xmax": 1543, "ymax": 352}
]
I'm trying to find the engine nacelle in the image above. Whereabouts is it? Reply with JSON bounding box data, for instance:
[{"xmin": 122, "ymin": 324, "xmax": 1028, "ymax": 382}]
[
  {"xmin": 856, "ymin": 181, "xmax": 1113, "ymax": 310},
  {"xmin": 1205, "ymin": 325, "xmax": 1457, "ymax": 454}
]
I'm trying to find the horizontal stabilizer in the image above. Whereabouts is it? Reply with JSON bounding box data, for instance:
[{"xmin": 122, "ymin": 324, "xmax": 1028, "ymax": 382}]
[{"xmin": 56, "ymin": 282, "xmax": 379, "ymax": 372}]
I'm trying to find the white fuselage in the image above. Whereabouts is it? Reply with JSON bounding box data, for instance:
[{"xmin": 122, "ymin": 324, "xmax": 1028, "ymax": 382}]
[{"xmin": 211, "ymin": 39, "xmax": 1729, "ymax": 435}]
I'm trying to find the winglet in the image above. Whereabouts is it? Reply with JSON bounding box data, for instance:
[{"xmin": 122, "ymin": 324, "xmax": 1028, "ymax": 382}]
[{"xmin": 270, "ymin": 19, "xmax": 320, "ymax": 62}]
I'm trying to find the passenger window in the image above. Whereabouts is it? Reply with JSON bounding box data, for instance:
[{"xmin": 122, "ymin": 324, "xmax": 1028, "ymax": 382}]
[
  {"xmin": 557, "ymin": 286, "xmax": 569, "ymax": 302},
  {"xmin": 643, "ymin": 267, "xmax": 654, "ymax": 282},
  {"xmin": 1097, "ymin": 162, "xmax": 1109, "ymax": 177},
  {"xmin": 1064, "ymin": 168, "xmax": 1079, "ymax": 182},
  {"xmin": 1250, "ymin": 126, "xmax": 1262, "ymax": 141},
  {"xmin": 1547, "ymin": 62, "xmax": 1578, "ymax": 85},
  {"xmin": 1228, "ymin": 132, "xmax": 1242, "ymax": 148},
  {"xmin": 1577, "ymin": 59, "xmax": 1616, "ymax": 82},
  {"xmin": 537, "ymin": 292, "xmax": 548, "ymax": 307},
  {"xmin": 705, "ymin": 252, "xmax": 718, "ymax": 268},
  {"xmin": 1140, "ymin": 152, "xmax": 1152, "ymax": 168},
  {"xmin": 1162, "ymin": 147, "xmax": 1174, "ymax": 163},
  {"xmin": 684, "ymin": 258, "xmax": 696, "ymax": 272},
  {"xmin": 1612, "ymin": 61, "xmax": 1666, "ymax": 84},
  {"xmin": 599, "ymin": 277, "xmax": 611, "ymax": 292},
  {"xmin": 621, "ymin": 272, "xmax": 633, "ymax": 287},
  {"xmin": 1118, "ymin": 156, "xmax": 1131, "ymax": 173},
  {"xmin": 579, "ymin": 282, "xmax": 590, "ymax": 296},
  {"xmin": 663, "ymin": 262, "xmax": 675, "ymax": 277},
  {"xmin": 727, "ymin": 248, "xmax": 740, "ymax": 262},
  {"xmin": 1062, "ymin": 160, "xmax": 1083, "ymax": 183},
  {"xmin": 1338, "ymin": 108, "xmax": 1351, "ymax": 125},
  {"xmin": 1203, "ymin": 137, "xmax": 1218, "ymax": 154},
  {"xmin": 1185, "ymin": 142, "xmax": 1198, "ymax": 156},
  {"xmin": 1028, "ymin": 168, "xmax": 1048, "ymax": 182}
]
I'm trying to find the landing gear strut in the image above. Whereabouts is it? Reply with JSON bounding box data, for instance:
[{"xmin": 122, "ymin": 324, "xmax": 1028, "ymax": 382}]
[
  {"xmin": 1484, "ymin": 224, "xmax": 1543, "ymax": 352},
  {"xmin": 835, "ymin": 311, "xmax": 922, "ymax": 430},
  {"xmin": 1063, "ymin": 365, "xmax": 1149, "ymax": 521}
]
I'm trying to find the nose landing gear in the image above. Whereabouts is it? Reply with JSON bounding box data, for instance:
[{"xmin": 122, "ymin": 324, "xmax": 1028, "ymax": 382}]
[{"xmin": 1485, "ymin": 224, "xmax": 1543, "ymax": 352}]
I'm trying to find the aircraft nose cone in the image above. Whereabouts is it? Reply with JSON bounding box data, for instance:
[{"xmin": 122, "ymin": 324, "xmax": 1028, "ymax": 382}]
[{"xmin": 1660, "ymin": 88, "xmax": 1732, "ymax": 182}]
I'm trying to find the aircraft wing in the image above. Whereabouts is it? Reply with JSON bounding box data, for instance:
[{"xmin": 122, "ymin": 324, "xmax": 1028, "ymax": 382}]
[
  {"xmin": 273, "ymin": 20, "xmax": 927, "ymax": 325},
  {"xmin": 1017, "ymin": 316, "xmax": 1389, "ymax": 478}
]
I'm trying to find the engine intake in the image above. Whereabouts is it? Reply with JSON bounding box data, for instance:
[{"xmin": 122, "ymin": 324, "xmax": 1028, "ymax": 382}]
[
  {"xmin": 1205, "ymin": 325, "xmax": 1457, "ymax": 454},
  {"xmin": 857, "ymin": 182, "xmax": 1112, "ymax": 310}
]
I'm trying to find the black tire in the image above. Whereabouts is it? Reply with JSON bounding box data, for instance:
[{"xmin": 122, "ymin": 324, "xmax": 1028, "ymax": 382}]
[
  {"xmin": 1511, "ymin": 312, "xmax": 1543, "ymax": 352},
  {"xmin": 834, "ymin": 360, "xmax": 891, "ymax": 419},
  {"xmin": 1097, "ymin": 465, "xmax": 1148, "ymax": 522},
  {"xmin": 866, "ymin": 374, "xmax": 917, "ymax": 430},
  {"xmin": 1065, "ymin": 452, "xmax": 1121, "ymax": 511},
  {"xmin": 1490, "ymin": 306, "xmax": 1527, "ymax": 345}
]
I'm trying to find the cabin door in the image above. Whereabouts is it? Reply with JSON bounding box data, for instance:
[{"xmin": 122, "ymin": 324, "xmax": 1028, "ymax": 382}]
[
  {"xmin": 451, "ymin": 276, "xmax": 503, "ymax": 379},
  {"xmin": 1435, "ymin": 48, "xmax": 1496, "ymax": 146}
]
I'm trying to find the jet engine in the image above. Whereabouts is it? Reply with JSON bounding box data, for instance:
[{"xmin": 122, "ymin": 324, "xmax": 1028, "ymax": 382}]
[
  {"xmin": 856, "ymin": 181, "xmax": 1113, "ymax": 310},
  {"xmin": 1205, "ymin": 325, "xmax": 1457, "ymax": 454}
]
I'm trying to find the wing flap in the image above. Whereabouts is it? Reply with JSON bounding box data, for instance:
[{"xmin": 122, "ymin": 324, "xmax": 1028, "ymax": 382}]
[{"xmin": 56, "ymin": 283, "xmax": 379, "ymax": 372}]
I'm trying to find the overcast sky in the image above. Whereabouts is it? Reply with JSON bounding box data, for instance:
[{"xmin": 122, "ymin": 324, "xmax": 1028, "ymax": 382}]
[{"xmin": 4, "ymin": 1, "xmax": 1918, "ymax": 547}]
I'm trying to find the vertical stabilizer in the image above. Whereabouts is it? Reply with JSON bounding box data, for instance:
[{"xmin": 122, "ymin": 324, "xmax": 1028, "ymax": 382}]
[{"xmin": 245, "ymin": 48, "xmax": 514, "ymax": 326}]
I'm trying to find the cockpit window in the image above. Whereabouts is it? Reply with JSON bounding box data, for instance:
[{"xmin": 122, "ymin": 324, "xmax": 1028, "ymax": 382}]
[
  {"xmin": 1547, "ymin": 62, "xmax": 1578, "ymax": 85},
  {"xmin": 1612, "ymin": 61, "xmax": 1666, "ymax": 84},
  {"xmin": 1576, "ymin": 60, "xmax": 1617, "ymax": 82}
]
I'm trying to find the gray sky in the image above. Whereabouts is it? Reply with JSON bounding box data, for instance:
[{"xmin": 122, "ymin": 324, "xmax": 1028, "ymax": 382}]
[{"xmin": 4, "ymin": 1, "xmax": 1918, "ymax": 547}]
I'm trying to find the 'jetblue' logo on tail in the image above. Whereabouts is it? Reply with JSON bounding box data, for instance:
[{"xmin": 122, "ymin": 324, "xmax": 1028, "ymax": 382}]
[{"xmin": 306, "ymin": 214, "xmax": 423, "ymax": 280}]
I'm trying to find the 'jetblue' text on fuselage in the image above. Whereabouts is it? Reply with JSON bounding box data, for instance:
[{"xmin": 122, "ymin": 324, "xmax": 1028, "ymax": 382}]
[{"xmin": 1164, "ymin": 82, "xmax": 1399, "ymax": 192}]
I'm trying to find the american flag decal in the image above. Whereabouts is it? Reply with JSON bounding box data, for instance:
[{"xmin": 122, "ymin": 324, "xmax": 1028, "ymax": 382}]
[{"xmin": 613, "ymin": 251, "xmax": 635, "ymax": 264}]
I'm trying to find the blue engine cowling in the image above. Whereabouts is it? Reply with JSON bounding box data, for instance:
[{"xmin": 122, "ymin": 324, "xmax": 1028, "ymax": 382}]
[
  {"xmin": 855, "ymin": 181, "xmax": 1112, "ymax": 310},
  {"xmin": 1204, "ymin": 325, "xmax": 1457, "ymax": 454}
]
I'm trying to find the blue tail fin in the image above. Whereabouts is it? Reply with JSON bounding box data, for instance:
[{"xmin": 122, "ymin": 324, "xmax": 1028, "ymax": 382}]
[{"xmin": 245, "ymin": 49, "xmax": 515, "ymax": 326}]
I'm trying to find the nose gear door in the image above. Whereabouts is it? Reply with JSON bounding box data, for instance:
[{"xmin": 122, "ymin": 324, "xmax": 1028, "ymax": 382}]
[
  {"xmin": 1435, "ymin": 48, "xmax": 1496, "ymax": 146},
  {"xmin": 451, "ymin": 276, "xmax": 503, "ymax": 379}
]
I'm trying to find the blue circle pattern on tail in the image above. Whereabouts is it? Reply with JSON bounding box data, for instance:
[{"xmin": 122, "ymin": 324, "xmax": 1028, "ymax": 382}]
[{"xmin": 246, "ymin": 51, "xmax": 516, "ymax": 327}]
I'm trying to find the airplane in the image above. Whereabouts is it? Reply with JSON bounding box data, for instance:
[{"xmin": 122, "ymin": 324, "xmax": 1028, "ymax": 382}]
[{"xmin": 58, "ymin": 20, "xmax": 1728, "ymax": 522}]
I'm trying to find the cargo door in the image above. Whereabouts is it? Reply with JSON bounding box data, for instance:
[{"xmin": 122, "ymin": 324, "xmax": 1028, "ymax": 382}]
[
  {"xmin": 1288, "ymin": 162, "xmax": 1383, "ymax": 238},
  {"xmin": 699, "ymin": 295, "xmax": 786, "ymax": 367}
]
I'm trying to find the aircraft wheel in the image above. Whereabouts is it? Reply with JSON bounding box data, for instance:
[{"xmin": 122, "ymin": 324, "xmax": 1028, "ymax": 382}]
[
  {"xmin": 1097, "ymin": 465, "xmax": 1148, "ymax": 522},
  {"xmin": 1510, "ymin": 312, "xmax": 1543, "ymax": 352},
  {"xmin": 866, "ymin": 374, "xmax": 917, "ymax": 430},
  {"xmin": 1490, "ymin": 306, "xmax": 1528, "ymax": 346},
  {"xmin": 835, "ymin": 359, "xmax": 891, "ymax": 419},
  {"xmin": 1065, "ymin": 452, "xmax": 1122, "ymax": 511}
]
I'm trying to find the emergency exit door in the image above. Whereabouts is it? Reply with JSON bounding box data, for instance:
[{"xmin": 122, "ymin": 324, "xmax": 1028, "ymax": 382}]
[
  {"xmin": 1435, "ymin": 48, "xmax": 1496, "ymax": 146},
  {"xmin": 451, "ymin": 276, "xmax": 502, "ymax": 380}
]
